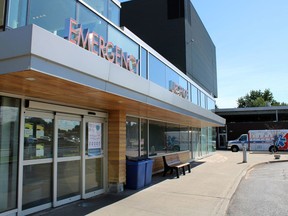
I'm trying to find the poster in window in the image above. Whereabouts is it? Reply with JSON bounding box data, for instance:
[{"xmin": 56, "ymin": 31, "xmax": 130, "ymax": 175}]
[{"xmin": 88, "ymin": 122, "xmax": 102, "ymax": 156}]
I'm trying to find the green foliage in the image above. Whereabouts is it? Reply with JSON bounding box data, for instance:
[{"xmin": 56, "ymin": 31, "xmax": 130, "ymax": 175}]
[{"xmin": 237, "ymin": 89, "xmax": 288, "ymax": 108}]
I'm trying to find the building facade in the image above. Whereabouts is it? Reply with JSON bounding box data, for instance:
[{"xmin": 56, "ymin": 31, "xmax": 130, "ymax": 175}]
[
  {"xmin": 121, "ymin": 0, "xmax": 218, "ymax": 98},
  {"xmin": 0, "ymin": 0, "xmax": 224, "ymax": 215}
]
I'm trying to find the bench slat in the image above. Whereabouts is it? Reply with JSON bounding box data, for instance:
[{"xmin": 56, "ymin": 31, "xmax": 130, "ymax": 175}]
[{"xmin": 162, "ymin": 154, "xmax": 191, "ymax": 178}]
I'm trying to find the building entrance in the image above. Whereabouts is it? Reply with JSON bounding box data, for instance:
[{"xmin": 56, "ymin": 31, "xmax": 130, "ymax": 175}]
[{"xmin": 21, "ymin": 108, "xmax": 106, "ymax": 215}]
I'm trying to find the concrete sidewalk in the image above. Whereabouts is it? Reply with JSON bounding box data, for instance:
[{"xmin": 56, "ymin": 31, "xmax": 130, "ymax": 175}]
[{"xmin": 34, "ymin": 151, "xmax": 288, "ymax": 216}]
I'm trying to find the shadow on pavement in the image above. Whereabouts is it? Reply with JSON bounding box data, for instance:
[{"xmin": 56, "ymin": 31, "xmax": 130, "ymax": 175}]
[{"xmin": 31, "ymin": 161, "xmax": 206, "ymax": 216}]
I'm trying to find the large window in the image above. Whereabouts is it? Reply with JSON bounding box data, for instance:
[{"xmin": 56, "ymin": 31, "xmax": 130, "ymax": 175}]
[
  {"xmin": 141, "ymin": 48, "xmax": 148, "ymax": 79},
  {"xmin": 149, "ymin": 120, "xmax": 189, "ymax": 155},
  {"xmin": 126, "ymin": 117, "xmax": 139, "ymax": 158},
  {"xmin": 0, "ymin": 96, "xmax": 20, "ymax": 213},
  {"xmin": 108, "ymin": 0, "xmax": 120, "ymax": 26},
  {"xmin": 83, "ymin": 0, "xmax": 108, "ymax": 18},
  {"xmin": 27, "ymin": 0, "xmax": 76, "ymax": 37},
  {"xmin": 82, "ymin": 0, "xmax": 120, "ymax": 26},
  {"xmin": 6, "ymin": 0, "xmax": 27, "ymax": 29},
  {"xmin": 78, "ymin": 3, "xmax": 108, "ymax": 41},
  {"xmin": 149, "ymin": 54, "xmax": 166, "ymax": 88}
]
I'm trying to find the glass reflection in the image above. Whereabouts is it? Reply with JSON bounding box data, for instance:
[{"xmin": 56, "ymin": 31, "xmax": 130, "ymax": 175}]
[
  {"xmin": 27, "ymin": 0, "xmax": 76, "ymax": 37},
  {"xmin": 126, "ymin": 117, "xmax": 139, "ymax": 158},
  {"xmin": 149, "ymin": 54, "xmax": 166, "ymax": 88},
  {"xmin": 108, "ymin": 25, "xmax": 139, "ymax": 62},
  {"xmin": 83, "ymin": 0, "xmax": 108, "ymax": 17},
  {"xmin": 78, "ymin": 4, "xmax": 108, "ymax": 41},
  {"xmin": 0, "ymin": 96, "xmax": 20, "ymax": 213},
  {"xmin": 57, "ymin": 160, "xmax": 80, "ymax": 200},
  {"xmin": 141, "ymin": 48, "xmax": 147, "ymax": 78},
  {"xmin": 58, "ymin": 119, "xmax": 81, "ymax": 157},
  {"xmin": 0, "ymin": 0, "xmax": 5, "ymax": 28},
  {"xmin": 108, "ymin": 0, "xmax": 120, "ymax": 26},
  {"xmin": 22, "ymin": 163, "xmax": 52, "ymax": 210},
  {"xmin": 24, "ymin": 117, "xmax": 53, "ymax": 160},
  {"xmin": 85, "ymin": 158, "xmax": 103, "ymax": 193}
]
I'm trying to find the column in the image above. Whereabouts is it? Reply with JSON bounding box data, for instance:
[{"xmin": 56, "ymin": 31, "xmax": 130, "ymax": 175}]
[{"xmin": 108, "ymin": 110, "xmax": 126, "ymax": 192}]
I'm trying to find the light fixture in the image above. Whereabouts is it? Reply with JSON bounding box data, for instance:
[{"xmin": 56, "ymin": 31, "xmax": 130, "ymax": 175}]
[{"xmin": 25, "ymin": 77, "xmax": 36, "ymax": 81}]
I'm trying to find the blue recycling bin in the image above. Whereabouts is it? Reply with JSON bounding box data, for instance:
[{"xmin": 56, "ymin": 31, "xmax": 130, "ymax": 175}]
[
  {"xmin": 144, "ymin": 159, "xmax": 154, "ymax": 186},
  {"xmin": 126, "ymin": 159, "xmax": 146, "ymax": 189}
]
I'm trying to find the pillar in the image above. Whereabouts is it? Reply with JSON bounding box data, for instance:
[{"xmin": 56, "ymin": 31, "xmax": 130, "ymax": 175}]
[{"xmin": 108, "ymin": 110, "xmax": 126, "ymax": 192}]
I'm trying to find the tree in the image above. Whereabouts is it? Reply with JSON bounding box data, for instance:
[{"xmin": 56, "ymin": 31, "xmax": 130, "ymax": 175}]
[{"xmin": 237, "ymin": 89, "xmax": 287, "ymax": 108}]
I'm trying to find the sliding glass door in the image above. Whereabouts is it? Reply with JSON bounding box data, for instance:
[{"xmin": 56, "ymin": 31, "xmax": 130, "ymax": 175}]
[{"xmin": 21, "ymin": 111, "xmax": 106, "ymax": 214}]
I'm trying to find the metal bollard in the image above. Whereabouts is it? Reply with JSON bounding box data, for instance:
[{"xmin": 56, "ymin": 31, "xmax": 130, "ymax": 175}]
[{"xmin": 243, "ymin": 145, "xmax": 247, "ymax": 163}]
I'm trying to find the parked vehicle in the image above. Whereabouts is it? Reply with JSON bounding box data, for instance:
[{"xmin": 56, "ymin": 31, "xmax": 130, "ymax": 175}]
[{"xmin": 227, "ymin": 129, "xmax": 288, "ymax": 152}]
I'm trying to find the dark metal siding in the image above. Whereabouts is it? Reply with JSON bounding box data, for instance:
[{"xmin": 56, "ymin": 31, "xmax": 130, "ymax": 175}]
[{"xmin": 121, "ymin": 0, "xmax": 217, "ymax": 97}]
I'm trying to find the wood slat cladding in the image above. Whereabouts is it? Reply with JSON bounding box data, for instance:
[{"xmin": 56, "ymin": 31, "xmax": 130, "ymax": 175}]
[
  {"xmin": 0, "ymin": 70, "xmax": 217, "ymax": 128},
  {"xmin": 108, "ymin": 110, "xmax": 126, "ymax": 184}
]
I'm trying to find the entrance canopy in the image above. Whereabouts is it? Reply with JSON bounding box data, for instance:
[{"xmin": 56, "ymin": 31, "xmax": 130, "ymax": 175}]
[{"xmin": 0, "ymin": 25, "xmax": 225, "ymax": 128}]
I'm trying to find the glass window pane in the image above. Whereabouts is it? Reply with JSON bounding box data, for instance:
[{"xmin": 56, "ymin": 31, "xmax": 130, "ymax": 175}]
[
  {"xmin": 149, "ymin": 54, "xmax": 166, "ymax": 88},
  {"xmin": 0, "ymin": 0, "xmax": 5, "ymax": 28},
  {"xmin": 201, "ymin": 92, "xmax": 206, "ymax": 109},
  {"xmin": 201, "ymin": 128, "xmax": 208, "ymax": 155},
  {"xmin": 126, "ymin": 117, "xmax": 139, "ymax": 158},
  {"xmin": 28, "ymin": 0, "xmax": 76, "ymax": 37},
  {"xmin": 0, "ymin": 96, "xmax": 20, "ymax": 213},
  {"xmin": 108, "ymin": 25, "xmax": 139, "ymax": 63},
  {"xmin": 57, "ymin": 160, "xmax": 80, "ymax": 200},
  {"xmin": 86, "ymin": 122, "xmax": 103, "ymax": 156},
  {"xmin": 85, "ymin": 158, "xmax": 103, "ymax": 193},
  {"xmin": 208, "ymin": 97, "xmax": 215, "ymax": 110},
  {"xmin": 165, "ymin": 123, "xmax": 180, "ymax": 152},
  {"xmin": 141, "ymin": 48, "xmax": 147, "ymax": 78},
  {"xmin": 108, "ymin": 0, "xmax": 120, "ymax": 26},
  {"xmin": 24, "ymin": 117, "xmax": 54, "ymax": 160},
  {"xmin": 22, "ymin": 163, "xmax": 52, "ymax": 210},
  {"xmin": 149, "ymin": 120, "xmax": 165, "ymax": 156},
  {"xmin": 191, "ymin": 84, "xmax": 198, "ymax": 105},
  {"xmin": 166, "ymin": 67, "xmax": 178, "ymax": 90},
  {"xmin": 179, "ymin": 126, "xmax": 189, "ymax": 151},
  {"xmin": 78, "ymin": 4, "xmax": 108, "ymax": 41},
  {"xmin": 191, "ymin": 128, "xmax": 200, "ymax": 159},
  {"xmin": 58, "ymin": 119, "xmax": 81, "ymax": 157},
  {"xmin": 149, "ymin": 121, "xmax": 182, "ymax": 155},
  {"xmin": 82, "ymin": 0, "xmax": 108, "ymax": 17},
  {"xmin": 6, "ymin": 0, "xmax": 27, "ymax": 28},
  {"xmin": 140, "ymin": 119, "xmax": 148, "ymax": 157},
  {"xmin": 179, "ymin": 76, "xmax": 188, "ymax": 99}
]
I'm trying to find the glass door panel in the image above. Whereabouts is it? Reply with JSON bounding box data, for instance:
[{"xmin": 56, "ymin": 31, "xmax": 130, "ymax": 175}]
[
  {"xmin": 24, "ymin": 116, "xmax": 54, "ymax": 160},
  {"xmin": 22, "ymin": 163, "xmax": 52, "ymax": 210},
  {"xmin": 22, "ymin": 113, "xmax": 54, "ymax": 212},
  {"xmin": 83, "ymin": 119, "xmax": 105, "ymax": 198},
  {"xmin": 57, "ymin": 119, "xmax": 81, "ymax": 157},
  {"xmin": 57, "ymin": 160, "xmax": 80, "ymax": 200},
  {"xmin": 85, "ymin": 158, "xmax": 103, "ymax": 193},
  {"xmin": 56, "ymin": 116, "xmax": 81, "ymax": 204}
]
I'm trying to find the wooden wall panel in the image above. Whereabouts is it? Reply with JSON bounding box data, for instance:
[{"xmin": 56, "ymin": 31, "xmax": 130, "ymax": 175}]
[{"xmin": 108, "ymin": 110, "xmax": 127, "ymax": 184}]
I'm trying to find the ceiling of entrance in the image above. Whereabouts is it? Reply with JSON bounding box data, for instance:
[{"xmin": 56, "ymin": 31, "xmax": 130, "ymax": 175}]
[{"xmin": 0, "ymin": 70, "xmax": 218, "ymax": 128}]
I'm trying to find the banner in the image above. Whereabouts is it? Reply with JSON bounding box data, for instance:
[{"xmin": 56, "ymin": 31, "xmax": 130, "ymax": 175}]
[{"xmin": 88, "ymin": 122, "xmax": 102, "ymax": 156}]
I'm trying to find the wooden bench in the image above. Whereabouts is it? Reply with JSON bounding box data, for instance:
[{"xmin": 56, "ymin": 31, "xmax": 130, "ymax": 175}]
[{"xmin": 162, "ymin": 154, "xmax": 191, "ymax": 178}]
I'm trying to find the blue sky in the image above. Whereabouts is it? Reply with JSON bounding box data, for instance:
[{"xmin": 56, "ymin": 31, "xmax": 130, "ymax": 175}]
[
  {"xmin": 120, "ymin": 0, "xmax": 288, "ymax": 108},
  {"xmin": 191, "ymin": 0, "xmax": 288, "ymax": 108}
]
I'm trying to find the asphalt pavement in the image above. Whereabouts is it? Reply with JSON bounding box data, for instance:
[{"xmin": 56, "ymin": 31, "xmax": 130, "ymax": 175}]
[
  {"xmin": 32, "ymin": 150, "xmax": 288, "ymax": 216},
  {"xmin": 227, "ymin": 161, "xmax": 288, "ymax": 216}
]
